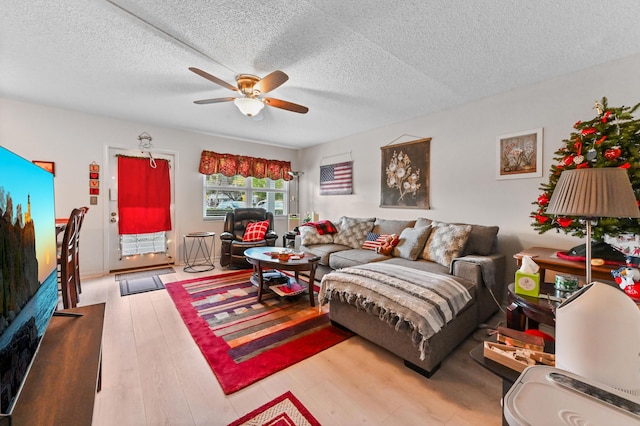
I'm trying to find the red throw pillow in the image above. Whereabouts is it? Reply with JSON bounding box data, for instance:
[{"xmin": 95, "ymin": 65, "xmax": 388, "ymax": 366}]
[{"xmin": 243, "ymin": 220, "xmax": 269, "ymax": 242}]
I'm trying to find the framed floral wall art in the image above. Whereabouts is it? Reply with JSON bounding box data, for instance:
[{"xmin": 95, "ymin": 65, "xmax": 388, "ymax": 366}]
[
  {"xmin": 496, "ymin": 128, "xmax": 543, "ymax": 180},
  {"xmin": 380, "ymin": 138, "xmax": 430, "ymax": 208}
]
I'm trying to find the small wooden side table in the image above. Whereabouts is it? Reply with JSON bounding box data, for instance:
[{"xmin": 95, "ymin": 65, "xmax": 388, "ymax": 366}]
[
  {"xmin": 506, "ymin": 282, "xmax": 558, "ymax": 331},
  {"xmin": 514, "ymin": 246, "xmax": 616, "ymax": 283}
]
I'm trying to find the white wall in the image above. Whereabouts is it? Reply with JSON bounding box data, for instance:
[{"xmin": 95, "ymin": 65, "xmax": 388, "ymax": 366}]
[
  {"xmin": 300, "ymin": 53, "xmax": 640, "ymax": 281},
  {"xmin": 0, "ymin": 98, "xmax": 299, "ymax": 276},
  {"xmin": 3, "ymin": 53, "xmax": 639, "ymax": 280}
]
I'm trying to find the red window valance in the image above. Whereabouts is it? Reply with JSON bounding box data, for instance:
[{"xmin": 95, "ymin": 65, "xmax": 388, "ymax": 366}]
[{"xmin": 199, "ymin": 150, "xmax": 293, "ymax": 181}]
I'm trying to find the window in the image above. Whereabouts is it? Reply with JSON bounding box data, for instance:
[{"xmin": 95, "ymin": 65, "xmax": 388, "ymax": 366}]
[{"xmin": 204, "ymin": 173, "xmax": 288, "ymax": 218}]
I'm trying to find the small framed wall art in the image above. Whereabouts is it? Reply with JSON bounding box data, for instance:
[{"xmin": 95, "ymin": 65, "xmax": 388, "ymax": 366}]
[
  {"xmin": 496, "ymin": 128, "xmax": 543, "ymax": 180},
  {"xmin": 33, "ymin": 160, "xmax": 55, "ymax": 176}
]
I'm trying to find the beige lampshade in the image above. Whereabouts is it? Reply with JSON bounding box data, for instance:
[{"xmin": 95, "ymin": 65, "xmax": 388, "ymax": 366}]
[{"xmin": 547, "ymin": 168, "xmax": 640, "ymax": 218}]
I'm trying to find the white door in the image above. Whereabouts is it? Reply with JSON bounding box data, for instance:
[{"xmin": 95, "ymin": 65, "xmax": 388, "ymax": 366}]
[{"xmin": 106, "ymin": 146, "xmax": 177, "ymax": 272}]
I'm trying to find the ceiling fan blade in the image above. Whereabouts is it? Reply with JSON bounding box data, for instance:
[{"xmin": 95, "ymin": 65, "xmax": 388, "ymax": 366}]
[
  {"xmin": 254, "ymin": 70, "xmax": 288, "ymax": 94},
  {"xmin": 194, "ymin": 97, "xmax": 236, "ymax": 104},
  {"xmin": 263, "ymin": 97, "xmax": 309, "ymax": 114},
  {"xmin": 189, "ymin": 67, "xmax": 238, "ymax": 92}
]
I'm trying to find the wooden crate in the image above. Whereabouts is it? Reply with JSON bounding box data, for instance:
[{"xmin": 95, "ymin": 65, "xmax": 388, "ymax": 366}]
[{"xmin": 483, "ymin": 341, "xmax": 554, "ymax": 373}]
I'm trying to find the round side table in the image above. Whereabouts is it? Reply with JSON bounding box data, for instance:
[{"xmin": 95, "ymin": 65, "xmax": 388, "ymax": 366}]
[
  {"xmin": 506, "ymin": 282, "xmax": 558, "ymax": 331},
  {"xmin": 183, "ymin": 232, "xmax": 216, "ymax": 272}
]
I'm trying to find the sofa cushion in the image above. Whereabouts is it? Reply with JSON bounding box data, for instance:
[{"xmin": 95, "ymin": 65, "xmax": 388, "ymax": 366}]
[
  {"xmin": 456, "ymin": 224, "xmax": 499, "ymax": 256},
  {"xmin": 372, "ymin": 218, "xmax": 416, "ymax": 235},
  {"xmin": 300, "ymin": 243, "xmax": 350, "ymax": 266},
  {"xmin": 333, "ymin": 217, "xmax": 375, "ymax": 249},
  {"xmin": 393, "ymin": 226, "xmax": 432, "ymax": 260},
  {"xmin": 329, "ymin": 248, "xmax": 389, "ymax": 269},
  {"xmin": 299, "ymin": 223, "xmax": 338, "ymax": 246},
  {"xmin": 421, "ymin": 222, "xmax": 472, "ymax": 267}
]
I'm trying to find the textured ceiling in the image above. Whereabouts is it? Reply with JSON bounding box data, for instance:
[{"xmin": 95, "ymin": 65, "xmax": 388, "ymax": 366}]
[{"xmin": 2, "ymin": 0, "xmax": 640, "ymax": 148}]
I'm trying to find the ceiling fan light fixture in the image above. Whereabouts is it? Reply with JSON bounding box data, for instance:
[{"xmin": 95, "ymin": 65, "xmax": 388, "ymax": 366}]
[{"xmin": 234, "ymin": 97, "xmax": 264, "ymax": 117}]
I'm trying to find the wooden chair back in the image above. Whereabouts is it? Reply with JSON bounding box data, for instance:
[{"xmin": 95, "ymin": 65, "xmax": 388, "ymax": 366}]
[{"xmin": 58, "ymin": 208, "xmax": 84, "ymax": 309}]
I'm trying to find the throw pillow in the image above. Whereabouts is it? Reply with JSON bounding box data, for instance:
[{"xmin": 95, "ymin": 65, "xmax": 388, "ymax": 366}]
[
  {"xmin": 393, "ymin": 226, "xmax": 432, "ymax": 260},
  {"xmin": 457, "ymin": 224, "xmax": 499, "ymax": 256},
  {"xmin": 243, "ymin": 220, "xmax": 269, "ymax": 242},
  {"xmin": 299, "ymin": 224, "xmax": 336, "ymax": 246},
  {"xmin": 299, "ymin": 219, "xmax": 338, "ymax": 235},
  {"xmin": 333, "ymin": 217, "xmax": 375, "ymax": 249},
  {"xmin": 362, "ymin": 232, "xmax": 385, "ymax": 250},
  {"xmin": 421, "ymin": 222, "xmax": 472, "ymax": 267},
  {"xmin": 414, "ymin": 217, "xmax": 433, "ymax": 228}
]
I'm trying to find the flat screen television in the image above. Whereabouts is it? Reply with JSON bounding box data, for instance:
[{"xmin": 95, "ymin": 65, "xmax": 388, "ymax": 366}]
[{"xmin": 0, "ymin": 145, "xmax": 58, "ymax": 415}]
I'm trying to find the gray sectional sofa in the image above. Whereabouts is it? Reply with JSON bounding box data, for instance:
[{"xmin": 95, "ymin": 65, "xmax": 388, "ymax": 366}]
[{"xmin": 297, "ymin": 216, "xmax": 505, "ymax": 377}]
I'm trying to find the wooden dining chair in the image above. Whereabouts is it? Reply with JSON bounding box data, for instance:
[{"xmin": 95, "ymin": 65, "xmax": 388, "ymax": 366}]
[
  {"xmin": 75, "ymin": 206, "xmax": 89, "ymax": 295},
  {"xmin": 57, "ymin": 208, "xmax": 84, "ymax": 309}
]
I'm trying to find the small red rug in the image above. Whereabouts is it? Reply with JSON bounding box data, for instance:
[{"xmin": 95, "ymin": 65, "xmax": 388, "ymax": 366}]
[
  {"xmin": 228, "ymin": 391, "xmax": 321, "ymax": 426},
  {"xmin": 165, "ymin": 270, "xmax": 352, "ymax": 394}
]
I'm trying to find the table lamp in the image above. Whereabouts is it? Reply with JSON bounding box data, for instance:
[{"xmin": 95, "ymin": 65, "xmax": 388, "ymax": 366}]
[{"xmin": 546, "ymin": 168, "xmax": 640, "ymax": 284}]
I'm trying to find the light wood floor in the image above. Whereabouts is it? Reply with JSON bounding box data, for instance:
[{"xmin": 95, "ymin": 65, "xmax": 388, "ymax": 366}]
[{"xmin": 74, "ymin": 262, "xmax": 505, "ymax": 425}]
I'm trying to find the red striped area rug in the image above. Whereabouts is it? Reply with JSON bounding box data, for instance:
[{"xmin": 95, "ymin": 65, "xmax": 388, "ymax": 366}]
[
  {"xmin": 228, "ymin": 391, "xmax": 321, "ymax": 426},
  {"xmin": 165, "ymin": 270, "xmax": 352, "ymax": 394}
]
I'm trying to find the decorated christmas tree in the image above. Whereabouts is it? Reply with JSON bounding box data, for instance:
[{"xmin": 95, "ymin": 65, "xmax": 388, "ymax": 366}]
[{"xmin": 531, "ymin": 97, "xmax": 640, "ymax": 240}]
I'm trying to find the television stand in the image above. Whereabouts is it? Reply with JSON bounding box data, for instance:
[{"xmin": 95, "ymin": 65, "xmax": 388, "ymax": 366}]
[
  {"xmin": 5, "ymin": 303, "xmax": 105, "ymax": 425},
  {"xmin": 53, "ymin": 311, "xmax": 84, "ymax": 317}
]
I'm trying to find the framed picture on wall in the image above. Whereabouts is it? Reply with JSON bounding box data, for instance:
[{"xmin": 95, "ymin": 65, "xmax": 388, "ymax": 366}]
[
  {"xmin": 33, "ymin": 160, "xmax": 56, "ymax": 176},
  {"xmin": 496, "ymin": 128, "xmax": 543, "ymax": 180},
  {"xmin": 380, "ymin": 138, "xmax": 431, "ymax": 208}
]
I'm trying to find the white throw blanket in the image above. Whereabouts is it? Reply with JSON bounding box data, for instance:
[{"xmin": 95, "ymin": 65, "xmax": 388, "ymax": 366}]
[{"xmin": 319, "ymin": 263, "xmax": 472, "ymax": 360}]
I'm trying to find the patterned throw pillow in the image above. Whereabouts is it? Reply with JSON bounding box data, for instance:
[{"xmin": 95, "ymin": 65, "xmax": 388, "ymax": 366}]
[
  {"xmin": 421, "ymin": 222, "xmax": 472, "ymax": 267},
  {"xmin": 362, "ymin": 232, "xmax": 387, "ymax": 250},
  {"xmin": 299, "ymin": 224, "xmax": 336, "ymax": 246},
  {"xmin": 243, "ymin": 220, "xmax": 269, "ymax": 242},
  {"xmin": 333, "ymin": 217, "xmax": 375, "ymax": 249}
]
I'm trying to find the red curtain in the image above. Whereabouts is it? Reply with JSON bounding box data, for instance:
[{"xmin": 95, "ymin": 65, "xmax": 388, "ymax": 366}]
[
  {"xmin": 118, "ymin": 156, "xmax": 172, "ymax": 235},
  {"xmin": 199, "ymin": 150, "xmax": 293, "ymax": 181}
]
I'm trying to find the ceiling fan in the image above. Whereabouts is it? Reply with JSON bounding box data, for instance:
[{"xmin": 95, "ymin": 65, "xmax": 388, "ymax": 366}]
[{"xmin": 189, "ymin": 67, "xmax": 309, "ymax": 117}]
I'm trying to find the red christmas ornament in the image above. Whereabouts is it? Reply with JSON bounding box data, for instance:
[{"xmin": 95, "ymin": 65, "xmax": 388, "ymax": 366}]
[
  {"xmin": 581, "ymin": 127, "xmax": 597, "ymax": 136},
  {"xmin": 557, "ymin": 217, "xmax": 573, "ymax": 227},
  {"xmin": 620, "ymin": 162, "xmax": 631, "ymax": 169},
  {"xmin": 595, "ymin": 135, "xmax": 607, "ymax": 145},
  {"xmin": 535, "ymin": 214, "xmax": 549, "ymax": 224},
  {"xmin": 537, "ymin": 193, "xmax": 549, "ymax": 206},
  {"xmin": 602, "ymin": 111, "xmax": 611, "ymax": 123},
  {"xmin": 577, "ymin": 163, "xmax": 590, "ymax": 169},
  {"xmin": 604, "ymin": 147, "xmax": 621, "ymax": 160},
  {"xmin": 574, "ymin": 120, "xmax": 581, "ymax": 128},
  {"xmin": 563, "ymin": 155, "xmax": 575, "ymax": 166}
]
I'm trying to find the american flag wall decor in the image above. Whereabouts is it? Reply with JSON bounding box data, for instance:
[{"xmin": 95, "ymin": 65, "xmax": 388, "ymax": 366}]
[{"xmin": 319, "ymin": 161, "xmax": 353, "ymax": 195}]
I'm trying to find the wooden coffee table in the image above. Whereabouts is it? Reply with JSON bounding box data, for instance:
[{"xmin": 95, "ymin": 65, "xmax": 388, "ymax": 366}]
[{"xmin": 244, "ymin": 247, "xmax": 320, "ymax": 306}]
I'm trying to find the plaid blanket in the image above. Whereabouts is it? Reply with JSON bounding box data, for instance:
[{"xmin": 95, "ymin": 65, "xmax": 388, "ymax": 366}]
[
  {"xmin": 319, "ymin": 263, "xmax": 471, "ymax": 360},
  {"xmin": 300, "ymin": 219, "xmax": 338, "ymax": 235}
]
